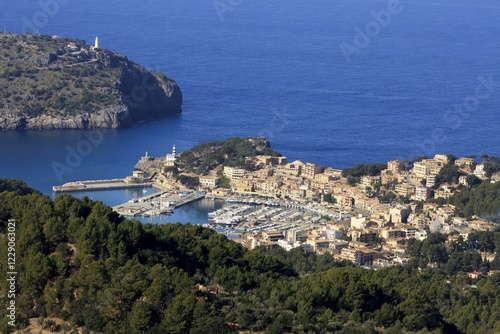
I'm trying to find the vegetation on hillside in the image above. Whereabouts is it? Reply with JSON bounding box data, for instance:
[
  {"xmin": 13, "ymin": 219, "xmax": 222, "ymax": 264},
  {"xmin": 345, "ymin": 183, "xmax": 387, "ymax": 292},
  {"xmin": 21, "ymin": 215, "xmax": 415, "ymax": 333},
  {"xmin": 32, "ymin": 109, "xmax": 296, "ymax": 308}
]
[
  {"xmin": 0, "ymin": 33, "xmax": 180, "ymax": 121},
  {"xmin": 448, "ymin": 181, "xmax": 500, "ymax": 220},
  {"xmin": 177, "ymin": 137, "xmax": 281, "ymax": 174},
  {"xmin": 1, "ymin": 179, "xmax": 500, "ymax": 333},
  {"xmin": 341, "ymin": 163, "xmax": 388, "ymax": 178},
  {"xmin": 481, "ymin": 155, "xmax": 500, "ymax": 177}
]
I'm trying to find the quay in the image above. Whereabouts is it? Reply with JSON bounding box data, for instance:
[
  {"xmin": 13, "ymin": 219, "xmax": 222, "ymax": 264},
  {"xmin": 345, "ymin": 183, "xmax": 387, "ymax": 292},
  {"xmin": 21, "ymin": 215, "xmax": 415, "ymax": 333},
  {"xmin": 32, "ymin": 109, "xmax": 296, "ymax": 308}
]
[
  {"xmin": 52, "ymin": 177, "xmax": 206, "ymax": 218},
  {"xmin": 112, "ymin": 190, "xmax": 206, "ymax": 217},
  {"xmin": 52, "ymin": 179, "xmax": 153, "ymax": 193}
]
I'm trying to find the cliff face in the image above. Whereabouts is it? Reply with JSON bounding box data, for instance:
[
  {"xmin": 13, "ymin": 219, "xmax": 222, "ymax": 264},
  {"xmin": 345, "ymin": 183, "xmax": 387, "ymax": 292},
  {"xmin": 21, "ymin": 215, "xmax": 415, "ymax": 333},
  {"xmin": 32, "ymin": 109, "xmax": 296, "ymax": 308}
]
[{"xmin": 0, "ymin": 33, "xmax": 182, "ymax": 130}]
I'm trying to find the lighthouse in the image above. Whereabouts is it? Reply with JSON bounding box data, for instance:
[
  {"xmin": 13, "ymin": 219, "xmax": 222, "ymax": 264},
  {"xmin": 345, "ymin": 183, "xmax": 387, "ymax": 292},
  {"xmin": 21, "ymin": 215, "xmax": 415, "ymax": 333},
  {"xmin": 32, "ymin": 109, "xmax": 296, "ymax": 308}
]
[
  {"xmin": 164, "ymin": 145, "xmax": 177, "ymax": 166},
  {"xmin": 94, "ymin": 36, "xmax": 99, "ymax": 49}
]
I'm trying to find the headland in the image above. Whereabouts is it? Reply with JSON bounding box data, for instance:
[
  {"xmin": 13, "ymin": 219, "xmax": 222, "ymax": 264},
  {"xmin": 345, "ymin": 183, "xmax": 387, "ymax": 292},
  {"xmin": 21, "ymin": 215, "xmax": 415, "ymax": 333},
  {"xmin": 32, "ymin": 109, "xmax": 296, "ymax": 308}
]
[{"xmin": 0, "ymin": 33, "xmax": 182, "ymax": 130}]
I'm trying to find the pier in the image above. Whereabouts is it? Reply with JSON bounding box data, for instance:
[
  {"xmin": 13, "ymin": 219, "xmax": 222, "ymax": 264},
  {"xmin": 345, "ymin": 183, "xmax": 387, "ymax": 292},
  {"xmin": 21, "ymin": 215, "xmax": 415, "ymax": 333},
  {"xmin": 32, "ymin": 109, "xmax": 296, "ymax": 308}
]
[
  {"xmin": 52, "ymin": 179, "xmax": 153, "ymax": 193},
  {"xmin": 112, "ymin": 190, "xmax": 205, "ymax": 217},
  {"xmin": 53, "ymin": 177, "xmax": 206, "ymax": 218}
]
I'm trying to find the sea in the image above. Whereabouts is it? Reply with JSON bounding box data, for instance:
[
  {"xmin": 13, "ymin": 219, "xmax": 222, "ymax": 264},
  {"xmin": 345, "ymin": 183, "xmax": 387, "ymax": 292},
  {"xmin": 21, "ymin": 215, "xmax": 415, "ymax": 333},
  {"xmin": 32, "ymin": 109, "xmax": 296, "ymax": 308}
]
[{"xmin": 1, "ymin": 0, "xmax": 499, "ymax": 216}]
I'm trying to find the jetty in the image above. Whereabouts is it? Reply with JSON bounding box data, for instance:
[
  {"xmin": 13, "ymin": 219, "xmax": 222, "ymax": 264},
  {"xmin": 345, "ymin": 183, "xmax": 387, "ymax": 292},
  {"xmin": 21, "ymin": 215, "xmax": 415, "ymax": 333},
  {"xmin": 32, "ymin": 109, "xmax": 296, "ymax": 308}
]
[
  {"xmin": 52, "ymin": 179, "xmax": 153, "ymax": 193},
  {"xmin": 112, "ymin": 190, "xmax": 206, "ymax": 217}
]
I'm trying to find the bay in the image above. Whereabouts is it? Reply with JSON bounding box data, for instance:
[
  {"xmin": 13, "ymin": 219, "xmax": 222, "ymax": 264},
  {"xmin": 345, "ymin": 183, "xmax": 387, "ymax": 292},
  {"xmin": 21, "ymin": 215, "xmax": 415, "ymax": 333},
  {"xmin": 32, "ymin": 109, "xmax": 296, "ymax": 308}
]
[{"xmin": 0, "ymin": 0, "xmax": 499, "ymax": 200}]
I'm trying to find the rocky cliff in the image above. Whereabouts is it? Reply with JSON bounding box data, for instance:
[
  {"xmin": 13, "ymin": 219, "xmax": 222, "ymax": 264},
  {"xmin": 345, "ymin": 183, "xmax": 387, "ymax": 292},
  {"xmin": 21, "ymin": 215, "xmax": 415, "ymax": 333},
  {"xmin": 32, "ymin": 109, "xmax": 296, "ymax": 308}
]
[{"xmin": 0, "ymin": 33, "xmax": 182, "ymax": 130}]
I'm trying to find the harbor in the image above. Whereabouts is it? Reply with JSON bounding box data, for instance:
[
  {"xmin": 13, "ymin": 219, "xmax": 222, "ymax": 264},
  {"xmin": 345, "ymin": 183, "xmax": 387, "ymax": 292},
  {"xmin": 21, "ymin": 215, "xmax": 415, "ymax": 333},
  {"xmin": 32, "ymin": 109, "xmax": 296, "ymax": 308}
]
[
  {"xmin": 112, "ymin": 190, "xmax": 206, "ymax": 217},
  {"xmin": 50, "ymin": 145, "xmax": 352, "ymax": 239},
  {"xmin": 204, "ymin": 196, "xmax": 349, "ymax": 238}
]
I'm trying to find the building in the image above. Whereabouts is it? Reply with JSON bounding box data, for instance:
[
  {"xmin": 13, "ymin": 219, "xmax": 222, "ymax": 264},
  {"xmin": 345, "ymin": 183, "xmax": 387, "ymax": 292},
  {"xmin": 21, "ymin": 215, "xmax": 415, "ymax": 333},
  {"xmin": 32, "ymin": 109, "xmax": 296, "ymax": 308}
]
[
  {"xmin": 276, "ymin": 160, "xmax": 303, "ymax": 176},
  {"xmin": 351, "ymin": 215, "xmax": 367, "ymax": 229},
  {"xmin": 361, "ymin": 175, "xmax": 381, "ymax": 188},
  {"xmin": 255, "ymin": 155, "xmax": 287, "ymax": 166},
  {"xmin": 255, "ymin": 155, "xmax": 273, "ymax": 166},
  {"xmin": 223, "ymin": 166, "xmax": 246, "ymax": 180},
  {"xmin": 389, "ymin": 206, "xmax": 410, "ymax": 223},
  {"xmin": 414, "ymin": 156, "xmax": 448, "ymax": 179},
  {"xmin": 395, "ymin": 183, "xmax": 414, "ymax": 197},
  {"xmin": 140, "ymin": 151, "xmax": 153, "ymax": 162},
  {"xmin": 302, "ymin": 163, "xmax": 323, "ymax": 180},
  {"xmin": 381, "ymin": 172, "xmax": 397, "ymax": 185},
  {"xmin": 474, "ymin": 164, "xmax": 486, "ymax": 179},
  {"xmin": 380, "ymin": 229, "xmax": 406, "ymax": 241},
  {"xmin": 324, "ymin": 168, "xmax": 342, "ymax": 178},
  {"xmin": 329, "ymin": 241, "xmax": 349, "ymax": 254},
  {"xmin": 435, "ymin": 185, "xmax": 456, "ymax": 199},
  {"xmin": 458, "ymin": 175, "xmax": 469, "ymax": 186},
  {"xmin": 325, "ymin": 226, "xmax": 344, "ymax": 240},
  {"xmin": 413, "ymin": 162, "xmax": 429, "ymax": 179},
  {"xmin": 199, "ymin": 176, "xmax": 219, "ymax": 188},
  {"xmin": 468, "ymin": 271, "xmax": 483, "ymax": 280},
  {"xmin": 350, "ymin": 229, "xmax": 378, "ymax": 246},
  {"xmin": 164, "ymin": 145, "xmax": 177, "ymax": 167},
  {"xmin": 212, "ymin": 188, "xmax": 231, "ymax": 197},
  {"xmin": 277, "ymin": 239, "xmax": 294, "ymax": 251},
  {"xmin": 434, "ymin": 154, "xmax": 449, "ymax": 165},
  {"xmin": 344, "ymin": 197, "xmax": 354, "ymax": 207},
  {"xmin": 387, "ymin": 160, "xmax": 400, "ymax": 174},
  {"xmin": 258, "ymin": 177, "xmax": 282, "ymax": 193},
  {"xmin": 132, "ymin": 170, "xmax": 149, "ymax": 179},
  {"xmin": 314, "ymin": 173, "xmax": 332, "ymax": 184},
  {"xmin": 306, "ymin": 239, "xmax": 330, "ymax": 252},
  {"xmin": 414, "ymin": 186, "xmax": 431, "ymax": 201},
  {"xmin": 339, "ymin": 248, "xmax": 375, "ymax": 266},
  {"xmin": 455, "ymin": 157, "xmax": 475, "ymax": 172},
  {"xmin": 67, "ymin": 42, "xmax": 80, "ymax": 52},
  {"xmin": 262, "ymin": 230, "xmax": 284, "ymax": 242},
  {"xmin": 426, "ymin": 174, "xmax": 437, "ymax": 187}
]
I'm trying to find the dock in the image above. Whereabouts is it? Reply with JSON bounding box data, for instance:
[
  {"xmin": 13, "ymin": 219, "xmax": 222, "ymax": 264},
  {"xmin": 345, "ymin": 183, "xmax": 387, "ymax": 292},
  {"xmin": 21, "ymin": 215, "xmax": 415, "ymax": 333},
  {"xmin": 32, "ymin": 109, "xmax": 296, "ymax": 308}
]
[
  {"xmin": 52, "ymin": 179, "xmax": 153, "ymax": 193},
  {"xmin": 112, "ymin": 190, "xmax": 206, "ymax": 217}
]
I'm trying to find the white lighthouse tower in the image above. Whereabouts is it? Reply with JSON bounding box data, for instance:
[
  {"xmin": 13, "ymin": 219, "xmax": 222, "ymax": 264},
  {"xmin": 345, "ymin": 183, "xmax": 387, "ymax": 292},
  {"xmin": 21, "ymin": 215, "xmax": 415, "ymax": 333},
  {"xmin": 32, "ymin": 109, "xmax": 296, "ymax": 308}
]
[
  {"xmin": 94, "ymin": 36, "xmax": 99, "ymax": 49},
  {"xmin": 164, "ymin": 145, "xmax": 177, "ymax": 166}
]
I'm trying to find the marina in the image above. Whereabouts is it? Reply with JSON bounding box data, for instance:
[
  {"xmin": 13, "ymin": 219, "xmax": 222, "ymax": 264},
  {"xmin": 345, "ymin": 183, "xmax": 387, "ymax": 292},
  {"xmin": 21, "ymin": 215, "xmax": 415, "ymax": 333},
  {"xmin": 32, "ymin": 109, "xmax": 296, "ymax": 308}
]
[{"xmin": 204, "ymin": 196, "xmax": 350, "ymax": 238}]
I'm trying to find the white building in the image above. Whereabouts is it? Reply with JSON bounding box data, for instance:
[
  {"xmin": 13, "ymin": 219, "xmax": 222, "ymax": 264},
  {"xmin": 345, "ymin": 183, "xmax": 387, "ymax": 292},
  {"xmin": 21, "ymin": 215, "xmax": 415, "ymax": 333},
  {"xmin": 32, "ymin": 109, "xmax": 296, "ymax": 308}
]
[
  {"xmin": 474, "ymin": 164, "xmax": 486, "ymax": 179},
  {"xmin": 199, "ymin": 176, "xmax": 219, "ymax": 188},
  {"xmin": 165, "ymin": 145, "xmax": 177, "ymax": 166},
  {"xmin": 414, "ymin": 186, "xmax": 430, "ymax": 201},
  {"xmin": 223, "ymin": 166, "xmax": 246, "ymax": 180}
]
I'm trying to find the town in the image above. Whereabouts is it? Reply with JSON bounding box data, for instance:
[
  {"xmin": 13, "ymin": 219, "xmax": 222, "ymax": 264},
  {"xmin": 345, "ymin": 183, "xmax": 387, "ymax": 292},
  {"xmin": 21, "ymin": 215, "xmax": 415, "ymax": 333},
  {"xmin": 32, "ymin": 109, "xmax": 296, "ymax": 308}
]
[{"xmin": 55, "ymin": 138, "xmax": 500, "ymax": 274}]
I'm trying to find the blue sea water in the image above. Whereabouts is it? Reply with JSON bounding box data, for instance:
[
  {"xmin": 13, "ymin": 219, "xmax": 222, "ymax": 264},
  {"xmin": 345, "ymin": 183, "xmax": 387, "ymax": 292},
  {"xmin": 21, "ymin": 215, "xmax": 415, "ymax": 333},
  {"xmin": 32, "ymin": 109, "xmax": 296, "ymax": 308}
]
[{"xmin": 0, "ymin": 0, "xmax": 499, "ymax": 197}]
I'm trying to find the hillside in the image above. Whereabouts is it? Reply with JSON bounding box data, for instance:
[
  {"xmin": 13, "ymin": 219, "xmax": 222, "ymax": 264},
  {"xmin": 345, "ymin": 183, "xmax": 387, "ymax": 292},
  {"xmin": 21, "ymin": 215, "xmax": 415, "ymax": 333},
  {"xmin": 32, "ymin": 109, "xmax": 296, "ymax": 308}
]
[
  {"xmin": 1, "ymin": 178, "xmax": 500, "ymax": 333},
  {"xmin": 0, "ymin": 33, "xmax": 182, "ymax": 130},
  {"xmin": 177, "ymin": 137, "xmax": 281, "ymax": 174}
]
